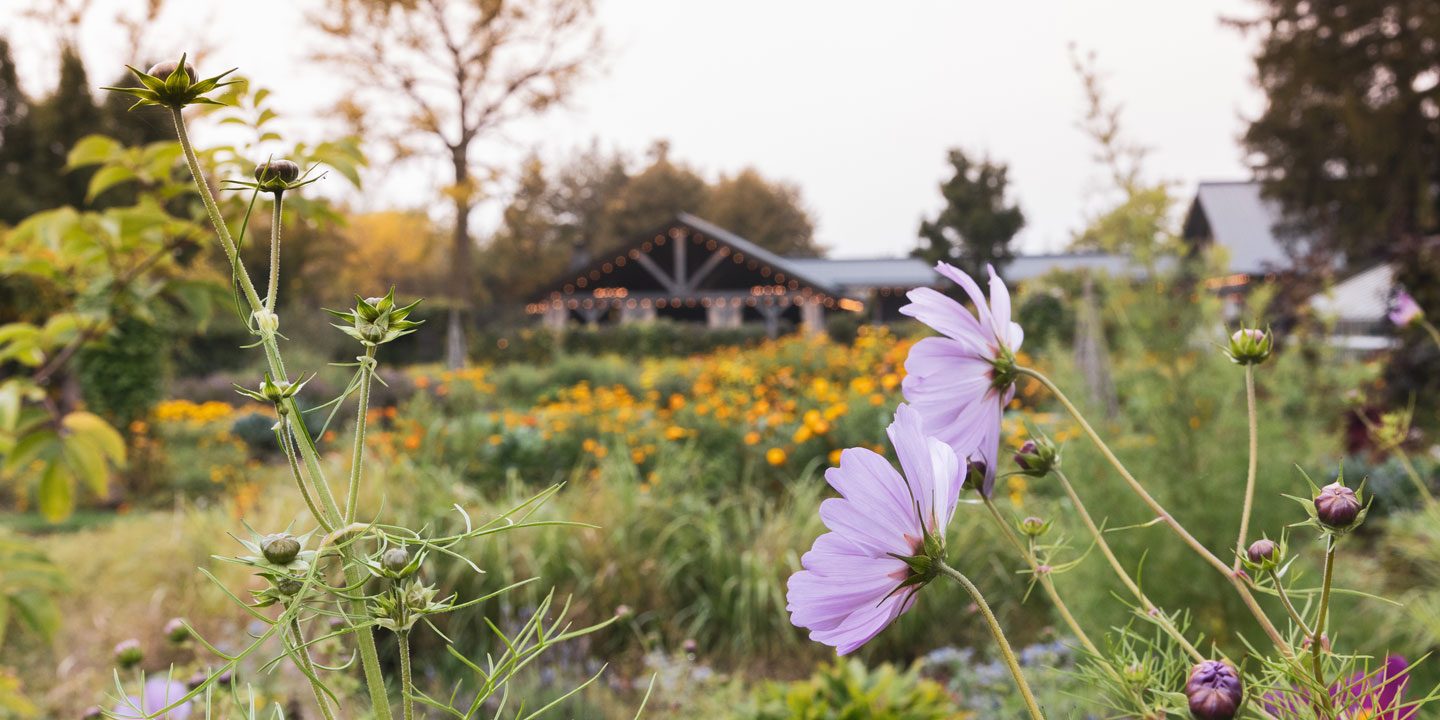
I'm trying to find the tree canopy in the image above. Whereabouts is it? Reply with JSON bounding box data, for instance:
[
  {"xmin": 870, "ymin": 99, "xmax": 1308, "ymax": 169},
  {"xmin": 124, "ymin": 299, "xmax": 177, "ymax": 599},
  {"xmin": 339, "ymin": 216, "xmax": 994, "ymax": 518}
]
[{"xmin": 914, "ymin": 148, "xmax": 1025, "ymax": 279}]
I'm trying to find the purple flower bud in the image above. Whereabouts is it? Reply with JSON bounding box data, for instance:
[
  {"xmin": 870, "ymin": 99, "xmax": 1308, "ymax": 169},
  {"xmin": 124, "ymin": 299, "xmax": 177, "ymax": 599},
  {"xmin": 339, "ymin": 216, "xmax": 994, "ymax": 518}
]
[
  {"xmin": 1314, "ymin": 482, "xmax": 1362, "ymax": 529},
  {"xmin": 113, "ymin": 638, "xmax": 143, "ymax": 669},
  {"xmin": 164, "ymin": 617, "xmax": 190, "ymax": 645},
  {"xmin": 1226, "ymin": 326, "xmax": 1273, "ymax": 365},
  {"xmin": 1018, "ymin": 516, "xmax": 1050, "ymax": 538},
  {"xmin": 1186, "ymin": 660, "xmax": 1243, "ymax": 719},
  {"xmin": 254, "ymin": 159, "xmax": 301, "ymax": 193},
  {"xmin": 1013, "ymin": 437, "xmax": 1059, "ymax": 476},
  {"xmin": 1246, "ymin": 539, "xmax": 1276, "ymax": 564}
]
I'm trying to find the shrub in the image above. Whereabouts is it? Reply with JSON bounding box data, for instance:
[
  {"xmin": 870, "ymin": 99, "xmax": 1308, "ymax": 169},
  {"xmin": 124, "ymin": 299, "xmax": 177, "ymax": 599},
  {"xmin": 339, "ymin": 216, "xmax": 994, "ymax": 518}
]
[{"xmin": 741, "ymin": 659, "xmax": 959, "ymax": 720}]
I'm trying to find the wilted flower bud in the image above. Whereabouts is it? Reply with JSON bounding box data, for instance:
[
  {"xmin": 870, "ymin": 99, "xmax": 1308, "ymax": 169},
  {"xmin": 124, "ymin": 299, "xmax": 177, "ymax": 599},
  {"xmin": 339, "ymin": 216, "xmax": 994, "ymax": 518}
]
[
  {"xmin": 964, "ymin": 461, "xmax": 988, "ymax": 492},
  {"xmin": 1244, "ymin": 538, "xmax": 1281, "ymax": 572},
  {"xmin": 114, "ymin": 638, "xmax": 143, "ymax": 669},
  {"xmin": 1226, "ymin": 326, "xmax": 1273, "ymax": 365},
  {"xmin": 1185, "ymin": 660, "xmax": 1243, "ymax": 720},
  {"xmin": 164, "ymin": 617, "xmax": 191, "ymax": 645},
  {"xmin": 381, "ymin": 547, "xmax": 411, "ymax": 573},
  {"xmin": 1013, "ymin": 438, "xmax": 1059, "ymax": 477},
  {"xmin": 1018, "ymin": 516, "xmax": 1051, "ymax": 538},
  {"xmin": 1314, "ymin": 482, "xmax": 1363, "ymax": 530},
  {"xmin": 261, "ymin": 533, "xmax": 301, "ymax": 565}
]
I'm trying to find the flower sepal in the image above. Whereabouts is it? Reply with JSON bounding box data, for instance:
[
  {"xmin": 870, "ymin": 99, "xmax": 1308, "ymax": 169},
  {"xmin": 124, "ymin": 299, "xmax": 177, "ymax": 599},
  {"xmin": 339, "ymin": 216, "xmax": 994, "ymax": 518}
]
[
  {"xmin": 1286, "ymin": 469, "xmax": 1369, "ymax": 537},
  {"xmin": 326, "ymin": 288, "xmax": 424, "ymax": 347},
  {"xmin": 102, "ymin": 54, "xmax": 239, "ymax": 110},
  {"xmin": 1013, "ymin": 435, "xmax": 1059, "ymax": 477},
  {"xmin": 1225, "ymin": 325, "xmax": 1273, "ymax": 365}
]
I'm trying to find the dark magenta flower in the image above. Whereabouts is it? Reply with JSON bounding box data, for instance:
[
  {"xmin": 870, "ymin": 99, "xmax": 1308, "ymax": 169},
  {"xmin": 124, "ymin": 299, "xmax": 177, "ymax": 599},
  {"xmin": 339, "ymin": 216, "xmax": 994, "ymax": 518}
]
[{"xmin": 1262, "ymin": 655, "xmax": 1415, "ymax": 719}]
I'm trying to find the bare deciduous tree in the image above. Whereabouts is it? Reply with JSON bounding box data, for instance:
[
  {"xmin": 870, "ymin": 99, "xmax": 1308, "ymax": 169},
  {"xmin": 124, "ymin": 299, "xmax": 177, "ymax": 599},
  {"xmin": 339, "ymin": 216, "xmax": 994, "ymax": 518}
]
[{"xmin": 316, "ymin": 0, "xmax": 603, "ymax": 368}]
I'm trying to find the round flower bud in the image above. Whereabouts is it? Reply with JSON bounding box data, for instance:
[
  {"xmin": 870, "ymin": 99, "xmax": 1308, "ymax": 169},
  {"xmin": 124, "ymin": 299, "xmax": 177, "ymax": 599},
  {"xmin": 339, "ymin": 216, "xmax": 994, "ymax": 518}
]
[
  {"xmin": 964, "ymin": 460, "xmax": 988, "ymax": 492},
  {"xmin": 164, "ymin": 617, "xmax": 191, "ymax": 645},
  {"xmin": 260, "ymin": 533, "xmax": 301, "ymax": 565},
  {"xmin": 1185, "ymin": 660, "xmax": 1243, "ymax": 720},
  {"xmin": 1226, "ymin": 327, "xmax": 1273, "ymax": 365},
  {"xmin": 114, "ymin": 638, "xmax": 143, "ymax": 669},
  {"xmin": 254, "ymin": 159, "xmax": 300, "ymax": 184},
  {"xmin": 1314, "ymin": 482, "xmax": 1362, "ymax": 530},
  {"xmin": 1019, "ymin": 516, "xmax": 1050, "ymax": 538},
  {"xmin": 381, "ymin": 547, "xmax": 411, "ymax": 573},
  {"xmin": 359, "ymin": 321, "xmax": 386, "ymax": 343},
  {"xmin": 147, "ymin": 61, "xmax": 193, "ymax": 83},
  {"xmin": 1013, "ymin": 438, "xmax": 1059, "ymax": 477},
  {"xmin": 614, "ymin": 604, "xmax": 634, "ymax": 620},
  {"xmin": 1244, "ymin": 538, "xmax": 1280, "ymax": 572},
  {"xmin": 275, "ymin": 576, "xmax": 303, "ymax": 596}
]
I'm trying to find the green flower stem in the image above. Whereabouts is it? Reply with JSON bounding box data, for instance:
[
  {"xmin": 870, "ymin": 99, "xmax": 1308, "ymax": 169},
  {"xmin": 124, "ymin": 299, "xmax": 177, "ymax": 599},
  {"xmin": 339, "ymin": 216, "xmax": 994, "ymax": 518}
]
[
  {"xmin": 1053, "ymin": 469, "xmax": 1204, "ymax": 662},
  {"xmin": 1267, "ymin": 569, "xmax": 1313, "ymax": 638},
  {"xmin": 291, "ymin": 615, "xmax": 339, "ymax": 720},
  {"xmin": 1017, "ymin": 366, "xmax": 1292, "ymax": 656},
  {"xmin": 276, "ymin": 424, "xmax": 333, "ymax": 534},
  {"xmin": 399, "ymin": 629, "xmax": 415, "ymax": 720},
  {"xmin": 1420, "ymin": 318, "xmax": 1440, "ymax": 353},
  {"xmin": 1393, "ymin": 449, "xmax": 1436, "ymax": 507},
  {"xmin": 1311, "ymin": 537, "xmax": 1337, "ymax": 717},
  {"xmin": 1234, "ymin": 365, "xmax": 1260, "ymax": 573},
  {"xmin": 346, "ymin": 346, "xmax": 377, "ymax": 524},
  {"xmin": 936, "ymin": 560, "xmax": 1046, "ymax": 720},
  {"xmin": 266, "ymin": 192, "xmax": 283, "ymax": 312},
  {"xmin": 171, "ymin": 106, "xmax": 393, "ymax": 720},
  {"xmin": 981, "ymin": 498, "xmax": 1101, "ymax": 658}
]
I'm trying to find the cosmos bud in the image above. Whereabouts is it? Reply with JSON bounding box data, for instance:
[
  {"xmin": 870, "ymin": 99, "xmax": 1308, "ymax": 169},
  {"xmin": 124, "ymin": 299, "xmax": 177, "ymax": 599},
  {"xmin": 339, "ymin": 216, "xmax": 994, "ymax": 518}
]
[
  {"xmin": 1314, "ymin": 482, "xmax": 1363, "ymax": 530},
  {"xmin": 254, "ymin": 159, "xmax": 301, "ymax": 193},
  {"xmin": 146, "ymin": 61, "xmax": 193, "ymax": 85},
  {"xmin": 164, "ymin": 617, "xmax": 191, "ymax": 645},
  {"xmin": 114, "ymin": 638, "xmax": 143, "ymax": 669},
  {"xmin": 1244, "ymin": 538, "xmax": 1281, "ymax": 572},
  {"xmin": 382, "ymin": 547, "xmax": 411, "ymax": 574},
  {"xmin": 1225, "ymin": 326, "xmax": 1273, "ymax": 365},
  {"xmin": 260, "ymin": 533, "xmax": 301, "ymax": 565},
  {"xmin": 964, "ymin": 460, "xmax": 987, "ymax": 492},
  {"xmin": 1185, "ymin": 660, "xmax": 1243, "ymax": 720},
  {"xmin": 1013, "ymin": 437, "xmax": 1059, "ymax": 477},
  {"xmin": 275, "ymin": 576, "xmax": 303, "ymax": 596},
  {"xmin": 1018, "ymin": 516, "xmax": 1051, "ymax": 538}
]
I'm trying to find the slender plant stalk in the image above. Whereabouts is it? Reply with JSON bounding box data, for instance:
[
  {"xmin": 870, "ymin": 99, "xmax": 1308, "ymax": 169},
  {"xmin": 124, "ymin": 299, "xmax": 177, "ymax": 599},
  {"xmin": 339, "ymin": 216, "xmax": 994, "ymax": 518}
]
[
  {"xmin": 291, "ymin": 615, "xmax": 339, "ymax": 720},
  {"xmin": 1392, "ymin": 450, "xmax": 1436, "ymax": 507},
  {"xmin": 1420, "ymin": 318, "xmax": 1440, "ymax": 352},
  {"xmin": 1267, "ymin": 570, "xmax": 1313, "ymax": 637},
  {"xmin": 1234, "ymin": 365, "xmax": 1260, "ymax": 572},
  {"xmin": 346, "ymin": 346, "xmax": 378, "ymax": 523},
  {"xmin": 1053, "ymin": 469, "xmax": 1204, "ymax": 661},
  {"xmin": 937, "ymin": 561, "xmax": 1046, "ymax": 720},
  {"xmin": 267, "ymin": 192, "xmax": 283, "ymax": 312},
  {"xmin": 170, "ymin": 106, "xmax": 394, "ymax": 720},
  {"xmin": 399, "ymin": 629, "xmax": 415, "ymax": 720},
  {"xmin": 276, "ymin": 426, "xmax": 333, "ymax": 534},
  {"xmin": 982, "ymin": 498, "xmax": 1101, "ymax": 657},
  {"xmin": 1017, "ymin": 366, "xmax": 1291, "ymax": 655},
  {"xmin": 1311, "ymin": 537, "xmax": 1337, "ymax": 717}
]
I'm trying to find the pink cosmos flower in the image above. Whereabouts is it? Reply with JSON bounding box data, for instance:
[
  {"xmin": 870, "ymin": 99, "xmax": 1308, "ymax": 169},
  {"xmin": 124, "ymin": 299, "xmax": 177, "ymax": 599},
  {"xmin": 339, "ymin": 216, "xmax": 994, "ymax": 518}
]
[
  {"xmin": 899, "ymin": 262, "xmax": 1024, "ymax": 497},
  {"xmin": 786, "ymin": 403, "xmax": 962, "ymax": 654},
  {"xmin": 1390, "ymin": 290, "xmax": 1423, "ymax": 327},
  {"xmin": 1262, "ymin": 655, "xmax": 1414, "ymax": 719}
]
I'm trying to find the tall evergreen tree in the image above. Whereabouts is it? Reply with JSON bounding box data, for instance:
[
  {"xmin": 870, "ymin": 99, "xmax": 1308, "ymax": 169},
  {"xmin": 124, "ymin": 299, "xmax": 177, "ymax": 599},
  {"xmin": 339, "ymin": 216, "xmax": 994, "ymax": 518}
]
[
  {"xmin": 1238, "ymin": 1, "xmax": 1440, "ymax": 401},
  {"xmin": 0, "ymin": 37, "xmax": 35, "ymax": 225},
  {"xmin": 915, "ymin": 149, "xmax": 1025, "ymax": 280},
  {"xmin": 29, "ymin": 47, "xmax": 101, "ymax": 211}
]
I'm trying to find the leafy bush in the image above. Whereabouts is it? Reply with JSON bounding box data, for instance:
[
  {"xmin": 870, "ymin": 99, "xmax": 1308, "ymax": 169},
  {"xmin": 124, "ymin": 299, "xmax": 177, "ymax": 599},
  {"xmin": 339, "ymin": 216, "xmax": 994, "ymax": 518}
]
[
  {"xmin": 741, "ymin": 659, "xmax": 959, "ymax": 720},
  {"xmin": 77, "ymin": 315, "xmax": 169, "ymax": 428}
]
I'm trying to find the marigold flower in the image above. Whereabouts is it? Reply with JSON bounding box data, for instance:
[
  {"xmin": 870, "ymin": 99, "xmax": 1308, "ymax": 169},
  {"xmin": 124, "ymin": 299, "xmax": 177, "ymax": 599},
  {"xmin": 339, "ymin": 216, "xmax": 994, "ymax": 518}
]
[
  {"xmin": 899, "ymin": 263, "xmax": 1023, "ymax": 497},
  {"xmin": 765, "ymin": 447, "xmax": 787, "ymax": 466},
  {"xmin": 786, "ymin": 404, "xmax": 962, "ymax": 654}
]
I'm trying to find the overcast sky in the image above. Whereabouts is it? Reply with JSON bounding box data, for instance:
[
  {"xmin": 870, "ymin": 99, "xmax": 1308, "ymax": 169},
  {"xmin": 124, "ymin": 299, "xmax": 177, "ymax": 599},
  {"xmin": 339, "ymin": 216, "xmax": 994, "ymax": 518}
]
[{"xmin": 5, "ymin": 0, "xmax": 1265, "ymax": 258}]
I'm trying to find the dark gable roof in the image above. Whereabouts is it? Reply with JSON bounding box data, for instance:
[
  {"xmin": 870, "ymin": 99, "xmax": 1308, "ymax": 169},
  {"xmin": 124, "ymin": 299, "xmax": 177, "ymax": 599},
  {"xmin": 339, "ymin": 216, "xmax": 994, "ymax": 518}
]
[
  {"xmin": 674, "ymin": 213, "xmax": 842, "ymax": 294},
  {"xmin": 1183, "ymin": 181, "xmax": 1301, "ymax": 275}
]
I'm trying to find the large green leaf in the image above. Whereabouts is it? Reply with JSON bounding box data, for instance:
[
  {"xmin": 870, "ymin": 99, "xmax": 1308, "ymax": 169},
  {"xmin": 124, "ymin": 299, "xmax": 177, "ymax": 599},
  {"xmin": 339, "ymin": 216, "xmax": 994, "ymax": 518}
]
[
  {"xmin": 65, "ymin": 134, "xmax": 121, "ymax": 169},
  {"xmin": 85, "ymin": 165, "xmax": 138, "ymax": 202},
  {"xmin": 2, "ymin": 428, "xmax": 57, "ymax": 475},
  {"xmin": 37, "ymin": 461, "xmax": 73, "ymax": 522}
]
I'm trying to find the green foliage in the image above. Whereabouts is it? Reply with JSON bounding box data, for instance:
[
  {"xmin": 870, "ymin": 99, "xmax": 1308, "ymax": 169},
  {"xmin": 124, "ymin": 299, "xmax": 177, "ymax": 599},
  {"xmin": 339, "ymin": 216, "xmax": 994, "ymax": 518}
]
[
  {"xmin": 473, "ymin": 321, "xmax": 771, "ymax": 365},
  {"xmin": 741, "ymin": 659, "xmax": 958, "ymax": 720},
  {"xmin": 913, "ymin": 148, "xmax": 1024, "ymax": 278},
  {"xmin": 77, "ymin": 316, "xmax": 169, "ymax": 428}
]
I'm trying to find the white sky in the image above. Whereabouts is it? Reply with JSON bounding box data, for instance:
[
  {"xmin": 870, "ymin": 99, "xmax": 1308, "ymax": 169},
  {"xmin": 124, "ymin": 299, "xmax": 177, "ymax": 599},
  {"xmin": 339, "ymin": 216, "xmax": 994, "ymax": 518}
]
[{"xmin": 4, "ymin": 0, "xmax": 1265, "ymax": 258}]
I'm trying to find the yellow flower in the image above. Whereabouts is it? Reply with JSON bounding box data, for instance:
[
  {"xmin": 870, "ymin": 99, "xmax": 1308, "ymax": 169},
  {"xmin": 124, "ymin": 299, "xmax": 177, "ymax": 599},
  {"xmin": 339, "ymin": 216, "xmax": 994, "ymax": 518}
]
[
  {"xmin": 765, "ymin": 447, "xmax": 787, "ymax": 466},
  {"xmin": 488, "ymin": 434, "xmax": 503, "ymax": 446},
  {"xmin": 828, "ymin": 448, "xmax": 843, "ymax": 466},
  {"xmin": 792, "ymin": 426, "xmax": 813, "ymax": 443},
  {"xmin": 582, "ymin": 438, "xmax": 599, "ymax": 453},
  {"xmin": 744, "ymin": 431, "xmax": 761, "ymax": 446},
  {"xmin": 881, "ymin": 373, "xmax": 900, "ymax": 390},
  {"xmin": 664, "ymin": 426, "xmax": 689, "ymax": 441}
]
